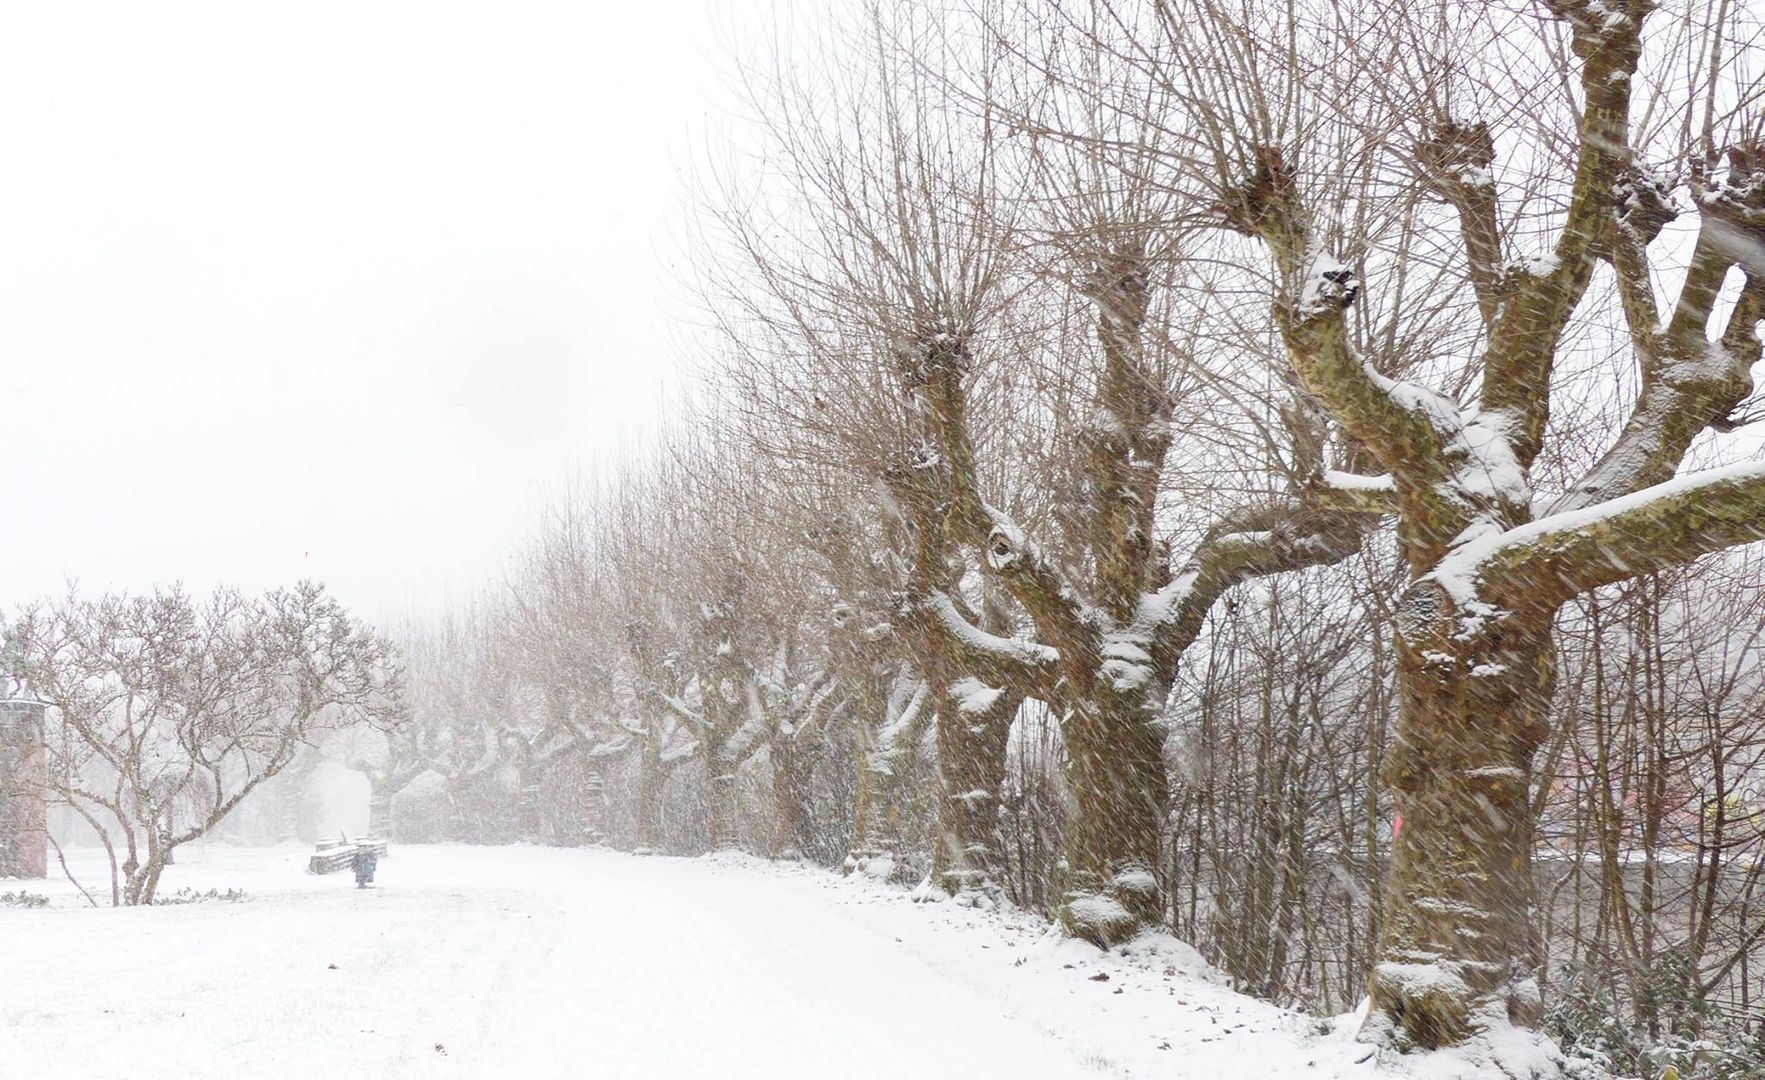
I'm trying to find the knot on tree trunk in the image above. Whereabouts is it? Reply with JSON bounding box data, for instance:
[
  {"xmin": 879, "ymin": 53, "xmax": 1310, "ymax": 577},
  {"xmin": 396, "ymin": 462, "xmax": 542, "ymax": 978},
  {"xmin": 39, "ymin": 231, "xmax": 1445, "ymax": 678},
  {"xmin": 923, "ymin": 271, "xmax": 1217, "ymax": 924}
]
[
  {"xmin": 985, "ymin": 525, "xmax": 1020, "ymax": 571},
  {"xmin": 1611, "ymin": 166, "xmax": 1678, "ymax": 247},
  {"xmin": 1414, "ymin": 120, "xmax": 1495, "ymax": 197},
  {"xmin": 1216, "ymin": 146, "xmax": 1299, "ymax": 242},
  {"xmin": 1694, "ymin": 142, "xmax": 1765, "ymax": 270},
  {"xmin": 1396, "ymin": 579, "xmax": 1454, "ymax": 652},
  {"xmin": 894, "ymin": 324, "xmax": 970, "ymax": 390}
]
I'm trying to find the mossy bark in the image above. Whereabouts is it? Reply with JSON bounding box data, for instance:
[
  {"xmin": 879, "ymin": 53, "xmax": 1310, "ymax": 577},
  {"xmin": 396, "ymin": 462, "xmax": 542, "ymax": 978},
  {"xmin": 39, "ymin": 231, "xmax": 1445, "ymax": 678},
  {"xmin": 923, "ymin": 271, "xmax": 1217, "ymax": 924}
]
[
  {"xmin": 1057, "ymin": 690, "xmax": 1168, "ymax": 945},
  {"xmin": 930, "ymin": 683, "xmax": 1019, "ymax": 898},
  {"xmin": 845, "ymin": 737, "xmax": 888, "ymax": 872},
  {"xmin": 1368, "ymin": 623, "xmax": 1554, "ymax": 1048},
  {"xmin": 769, "ymin": 736, "xmax": 810, "ymax": 859},
  {"xmin": 635, "ymin": 726, "xmax": 666, "ymax": 852},
  {"xmin": 844, "ymin": 675, "xmax": 928, "ymax": 880},
  {"xmin": 704, "ymin": 759, "xmax": 740, "ymax": 853}
]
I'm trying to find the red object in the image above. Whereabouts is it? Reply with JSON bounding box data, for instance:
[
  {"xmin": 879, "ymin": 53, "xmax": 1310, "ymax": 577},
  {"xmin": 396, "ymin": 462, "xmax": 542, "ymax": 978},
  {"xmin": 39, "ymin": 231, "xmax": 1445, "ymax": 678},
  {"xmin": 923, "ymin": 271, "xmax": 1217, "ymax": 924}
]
[{"xmin": 1393, "ymin": 814, "xmax": 1404, "ymax": 838}]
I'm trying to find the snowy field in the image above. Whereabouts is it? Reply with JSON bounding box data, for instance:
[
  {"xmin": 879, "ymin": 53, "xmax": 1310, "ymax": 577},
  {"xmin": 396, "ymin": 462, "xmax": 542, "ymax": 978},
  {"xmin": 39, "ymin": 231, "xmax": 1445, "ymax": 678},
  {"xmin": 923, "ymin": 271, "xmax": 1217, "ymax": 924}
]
[{"xmin": 1, "ymin": 845, "xmax": 1385, "ymax": 1079}]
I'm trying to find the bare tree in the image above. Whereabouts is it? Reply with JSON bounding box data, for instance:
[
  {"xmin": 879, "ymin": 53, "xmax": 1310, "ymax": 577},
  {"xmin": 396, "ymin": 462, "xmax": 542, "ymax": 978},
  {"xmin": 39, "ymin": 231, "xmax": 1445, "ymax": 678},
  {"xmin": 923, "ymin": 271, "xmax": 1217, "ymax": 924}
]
[
  {"xmin": 13, "ymin": 582, "xmax": 397, "ymax": 905},
  {"xmin": 1035, "ymin": 0, "xmax": 1765, "ymax": 1058}
]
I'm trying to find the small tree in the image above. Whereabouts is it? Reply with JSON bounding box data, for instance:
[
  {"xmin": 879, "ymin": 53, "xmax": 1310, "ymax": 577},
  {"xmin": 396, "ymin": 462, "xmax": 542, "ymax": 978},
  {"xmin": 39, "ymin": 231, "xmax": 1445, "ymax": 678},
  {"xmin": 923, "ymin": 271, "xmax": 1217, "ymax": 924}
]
[{"xmin": 13, "ymin": 582, "xmax": 398, "ymax": 905}]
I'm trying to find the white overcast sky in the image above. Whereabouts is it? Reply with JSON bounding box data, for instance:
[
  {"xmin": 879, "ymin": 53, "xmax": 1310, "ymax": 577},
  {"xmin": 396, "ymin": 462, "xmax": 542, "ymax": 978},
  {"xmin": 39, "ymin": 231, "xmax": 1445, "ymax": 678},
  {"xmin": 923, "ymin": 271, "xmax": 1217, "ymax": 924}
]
[{"xmin": 0, "ymin": 1, "xmax": 784, "ymax": 621}]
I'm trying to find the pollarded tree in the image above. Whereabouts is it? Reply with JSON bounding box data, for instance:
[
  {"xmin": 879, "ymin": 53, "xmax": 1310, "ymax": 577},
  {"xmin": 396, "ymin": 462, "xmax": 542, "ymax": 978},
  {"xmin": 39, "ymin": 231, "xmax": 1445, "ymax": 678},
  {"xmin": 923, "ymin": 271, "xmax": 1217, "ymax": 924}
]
[
  {"xmin": 713, "ymin": 476, "xmax": 854, "ymax": 862},
  {"xmin": 701, "ymin": 3, "xmax": 1066, "ymax": 902},
  {"xmin": 706, "ymin": 3, "xmax": 1388, "ymax": 931},
  {"xmin": 588, "ymin": 454, "xmax": 716, "ymax": 853},
  {"xmin": 858, "ymin": 6, "xmax": 1393, "ymax": 939},
  {"xmin": 799, "ymin": 510, "xmax": 941, "ymax": 882},
  {"xmin": 505, "ymin": 485, "xmax": 644, "ymax": 843},
  {"xmin": 404, "ymin": 608, "xmax": 509, "ymax": 843},
  {"xmin": 842, "ymin": 660, "xmax": 935, "ymax": 879},
  {"xmin": 778, "ymin": 434, "xmax": 1032, "ymax": 899},
  {"xmin": 338, "ymin": 723, "xmax": 427, "ymax": 840},
  {"xmin": 1057, "ymin": 0, "xmax": 1765, "ymax": 1061}
]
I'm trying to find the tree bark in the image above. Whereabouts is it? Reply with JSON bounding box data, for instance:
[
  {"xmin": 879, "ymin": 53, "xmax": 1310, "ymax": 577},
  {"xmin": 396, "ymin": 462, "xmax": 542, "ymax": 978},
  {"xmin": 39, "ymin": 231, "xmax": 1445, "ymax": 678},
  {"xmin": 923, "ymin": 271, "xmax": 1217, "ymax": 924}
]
[
  {"xmin": 845, "ymin": 672, "xmax": 928, "ymax": 881},
  {"xmin": 367, "ymin": 781, "xmax": 394, "ymax": 840},
  {"xmin": 1057, "ymin": 689, "xmax": 1168, "ymax": 944},
  {"xmin": 579, "ymin": 765, "xmax": 607, "ymax": 846},
  {"xmin": 769, "ymin": 735, "xmax": 810, "ymax": 859},
  {"xmin": 704, "ymin": 757, "xmax": 740, "ymax": 853},
  {"xmin": 929, "ymin": 680, "xmax": 1019, "ymax": 900},
  {"xmin": 635, "ymin": 726, "xmax": 666, "ymax": 853},
  {"xmin": 1367, "ymin": 622, "xmax": 1554, "ymax": 1048}
]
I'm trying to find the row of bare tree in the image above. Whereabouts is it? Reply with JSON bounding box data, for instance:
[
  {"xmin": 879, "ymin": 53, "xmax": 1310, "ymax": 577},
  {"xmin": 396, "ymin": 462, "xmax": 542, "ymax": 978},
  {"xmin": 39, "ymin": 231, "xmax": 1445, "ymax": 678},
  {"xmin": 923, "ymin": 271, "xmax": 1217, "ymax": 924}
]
[{"xmin": 374, "ymin": 0, "xmax": 1765, "ymax": 1073}]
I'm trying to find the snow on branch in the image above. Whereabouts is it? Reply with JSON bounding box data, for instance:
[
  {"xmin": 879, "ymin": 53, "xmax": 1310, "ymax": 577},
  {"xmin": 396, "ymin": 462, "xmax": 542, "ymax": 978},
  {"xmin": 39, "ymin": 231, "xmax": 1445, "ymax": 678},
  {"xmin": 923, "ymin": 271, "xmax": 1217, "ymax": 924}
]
[
  {"xmin": 1219, "ymin": 147, "xmax": 1439, "ymax": 481},
  {"xmin": 1310, "ymin": 469, "xmax": 1400, "ymax": 515},
  {"xmin": 906, "ymin": 590, "xmax": 1059, "ymax": 694},
  {"xmin": 973, "ymin": 502, "xmax": 1090, "ymax": 655},
  {"xmin": 655, "ymin": 690, "xmax": 708, "ymax": 730},
  {"xmin": 1276, "ymin": 256, "xmax": 1442, "ymax": 481},
  {"xmin": 1434, "ymin": 461, "xmax": 1765, "ymax": 611},
  {"xmin": 1144, "ymin": 499, "xmax": 1369, "ymax": 673}
]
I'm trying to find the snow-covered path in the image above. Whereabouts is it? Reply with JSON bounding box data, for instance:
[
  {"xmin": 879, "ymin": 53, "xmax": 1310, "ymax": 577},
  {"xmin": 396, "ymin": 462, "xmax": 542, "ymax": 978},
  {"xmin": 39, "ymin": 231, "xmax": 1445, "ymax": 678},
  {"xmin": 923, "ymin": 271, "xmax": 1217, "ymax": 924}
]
[{"xmin": 0, "ymin": 845, "xmax": 1371, "ymax": 1079}]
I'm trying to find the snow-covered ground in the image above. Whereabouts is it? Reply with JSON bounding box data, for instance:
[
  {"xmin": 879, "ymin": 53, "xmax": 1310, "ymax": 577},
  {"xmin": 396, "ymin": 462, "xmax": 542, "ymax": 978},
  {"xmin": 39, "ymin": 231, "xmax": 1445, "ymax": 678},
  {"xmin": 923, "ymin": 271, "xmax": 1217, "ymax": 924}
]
[{"xmin": 1, "ymin": 844, "xmax": 1391, "ymax": 1079}]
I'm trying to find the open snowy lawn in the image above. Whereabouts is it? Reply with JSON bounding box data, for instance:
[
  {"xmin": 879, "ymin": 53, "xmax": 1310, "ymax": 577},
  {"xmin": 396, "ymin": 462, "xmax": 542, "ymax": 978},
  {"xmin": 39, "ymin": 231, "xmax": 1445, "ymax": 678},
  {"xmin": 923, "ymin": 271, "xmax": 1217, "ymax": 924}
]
[{"xmin": 1, "ymin": 845, "xmax": 1380, "ymax": 1079}]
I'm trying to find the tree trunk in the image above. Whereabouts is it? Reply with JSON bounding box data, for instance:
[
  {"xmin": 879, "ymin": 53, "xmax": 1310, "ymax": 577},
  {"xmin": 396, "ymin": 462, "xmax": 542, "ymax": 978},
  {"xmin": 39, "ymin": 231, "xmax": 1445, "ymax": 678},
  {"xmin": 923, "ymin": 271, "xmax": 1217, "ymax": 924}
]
[
  {"xmin": 844, "ymin": 673, "xmax": 925, "ymax": 881},
  {"xmin": 1057, "ymin": 687, "xmax": 1168, "ymax": 945},
  {"xmin": 444, "ymin": 779, "xmax": 471, "ymax": 843},
  {"xmin": 930, "ymin": 681, "xmax": 1018, "ymax": 900},
  {"xmin": 515, "ymin": 762, "xmax": 543, "ymax": 845},
  {"xmin": 123, "ymin": 848, "xmax": 170, "ymax": 906},
  {"xmin": 769, "ymin": 737, "xmax": 810, "ymax": 859},
  {"xmin": 846, "ymin": 748, "xmax": 909, "ymax": 879},
  {"xmin": 704, "ymin": 753, "xmax": 740, "ymax": 853},
  {"xmin": 367, "ymin": 779, "xmax": 394, "ymax": 840},
  {"xmin": 580, "ymin": 766, "xmax": 607, "ymax": 846},
  {"xmin": 1366, "ymin": 626, "xmax": 1554, "ymax": 1049},
  {"xmin": 636, "ymin": 730, "xmax": 665, "ymax": 853}
]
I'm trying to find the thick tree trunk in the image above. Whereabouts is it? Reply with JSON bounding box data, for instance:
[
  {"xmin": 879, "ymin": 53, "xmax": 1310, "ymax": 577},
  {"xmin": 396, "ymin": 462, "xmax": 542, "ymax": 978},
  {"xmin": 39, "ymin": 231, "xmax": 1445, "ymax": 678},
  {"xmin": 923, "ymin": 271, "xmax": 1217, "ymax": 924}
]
[
  {"xmin": 514, "ymin": 761, "xmax": 543, "ymax": 844},
  {"xmin": 635, "ymin": 732, "xmax": 666, "ymax": 853},
  {"xmin": 846, "ymin": 749, "xmax": 908, "ymax": 878},
  {"xmin": 929, "ymin": 681, "xmax": 1018, "ymax": 900},
  {"xmin": 769, "ymin": 738, "xmax": 810, "ymax": 859},
  {"xmin": 1057, "ymin": 688, "xmax": 1168, "ymax": 945},
  {"xmin": 444, "ymin": 780, "xmax": 471, "ymax": 843},
  {"xmin": 1366, "ymin": 626, "xmax": 1554, "ymax": 1049},
  {"xmin": 844, "ymin": 674, "xmax": 926, "ymax": 881},
  {"xmin": 367, "ymin": 781, "xmax": 394, "ymax": 840},
  {"xmin": 704, "ymin": 754, "xmax": 740, "ymax": 853},
  {"xmin": 0, "ymin": 698, "xmax": 48, "ymax": 879},
  {"xmin": 846, "ymin": 748, "xmax": 880, "ymax": 871},
  {"xmin": 579, "ymin": 766, "xmax": 607, "ymax": 846}
]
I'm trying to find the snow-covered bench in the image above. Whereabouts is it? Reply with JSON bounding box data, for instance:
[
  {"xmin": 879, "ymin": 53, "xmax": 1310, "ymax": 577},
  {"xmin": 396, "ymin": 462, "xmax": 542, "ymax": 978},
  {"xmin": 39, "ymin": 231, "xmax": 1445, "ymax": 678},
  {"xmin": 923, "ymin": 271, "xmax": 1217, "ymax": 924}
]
[{"xmin": 306, "ymin": 838, "xmax": 389, "ymax": 875}]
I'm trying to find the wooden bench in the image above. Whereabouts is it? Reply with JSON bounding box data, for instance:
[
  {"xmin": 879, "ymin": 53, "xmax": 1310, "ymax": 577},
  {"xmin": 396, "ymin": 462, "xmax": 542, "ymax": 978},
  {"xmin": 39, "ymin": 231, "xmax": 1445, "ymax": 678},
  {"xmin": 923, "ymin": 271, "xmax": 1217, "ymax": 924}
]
[{"xmin": 306, "ymin": 838, "xmax": 389, "ymax": 875}]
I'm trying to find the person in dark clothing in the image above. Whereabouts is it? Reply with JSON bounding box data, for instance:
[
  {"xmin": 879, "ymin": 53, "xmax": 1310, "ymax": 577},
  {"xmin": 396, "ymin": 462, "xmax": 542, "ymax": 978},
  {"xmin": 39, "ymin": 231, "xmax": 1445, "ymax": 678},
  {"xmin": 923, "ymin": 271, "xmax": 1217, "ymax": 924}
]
[{"xmin": 351, "ymin": 845, "xmax": 378, "ymax": 888}]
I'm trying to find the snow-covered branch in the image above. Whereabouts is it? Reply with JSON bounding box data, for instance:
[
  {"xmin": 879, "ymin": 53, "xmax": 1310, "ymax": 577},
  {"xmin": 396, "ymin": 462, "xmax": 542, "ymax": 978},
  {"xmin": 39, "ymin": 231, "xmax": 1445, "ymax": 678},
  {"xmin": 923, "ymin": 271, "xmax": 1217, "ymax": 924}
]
[
  {"xmin": 1438, "ymin": 461, "xmax": 1765, "ymax": 612},
  {"xmin": 1151, "ymin": 499, "xmax": 1369, "ymax": 670},
  {"xmin": 894, "ymin": 589, "xmax": 1058, "ymax": 697}
]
